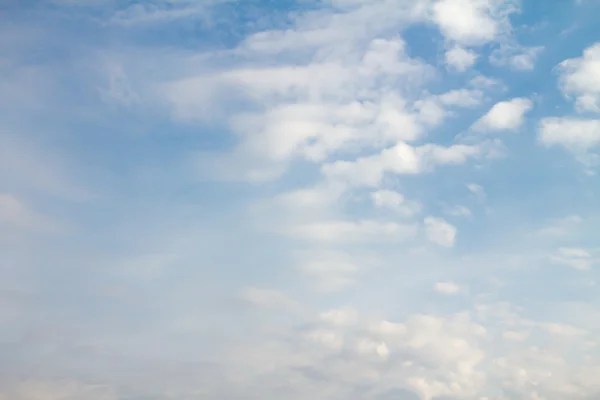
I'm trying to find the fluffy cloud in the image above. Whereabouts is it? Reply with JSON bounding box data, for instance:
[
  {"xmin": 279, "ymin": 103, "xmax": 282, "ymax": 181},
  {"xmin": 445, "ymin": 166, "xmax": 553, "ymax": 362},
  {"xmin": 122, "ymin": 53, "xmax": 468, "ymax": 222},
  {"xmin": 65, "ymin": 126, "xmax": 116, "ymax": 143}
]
[
  {"xmin": 322, "ymin": 142, "xmax": 484, "ymax": 187},
  {"xmin": 424, "ymin": 217, "xmax": 457, "ymax": 247},
  {"xmin": 430, "ymin": 0, "xmax": 516, "ymax": 45},
  {"xmin": 444, "ymin": 45, "xmax": 478, "ymax": 72},
  {"xmin": 472, "ymin": 98, "xmax": 533, "ymax": 131},
  {"xmin": 538, "ymin": 117, "xmax": 600, "ymax": 154},
  {"xmin": 557, "ymin": 42, "xmax": 600, "ymax": 112}
]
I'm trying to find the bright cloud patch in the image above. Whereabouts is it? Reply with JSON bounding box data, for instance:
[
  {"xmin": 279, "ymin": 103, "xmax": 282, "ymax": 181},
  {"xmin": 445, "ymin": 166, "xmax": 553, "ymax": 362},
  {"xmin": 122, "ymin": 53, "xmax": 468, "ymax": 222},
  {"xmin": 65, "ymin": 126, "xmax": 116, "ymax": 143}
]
[
  {"xmin": 538, "ymin": 117, "xmax": 600, "ymax": 165},
  {"xmin": 557, "ymin": 42, "xmax": 600, "ymax": 112},
  {"xmin": 424, "ymin": 217, "xmax": 457, "ymax": 247},
  {"xmin": 444, "ymin": 45, "xmax": 479, "ymax": 72},
  {"xmin": 473, "ymin": 97, "xmax": 533, "ymax": 131}
]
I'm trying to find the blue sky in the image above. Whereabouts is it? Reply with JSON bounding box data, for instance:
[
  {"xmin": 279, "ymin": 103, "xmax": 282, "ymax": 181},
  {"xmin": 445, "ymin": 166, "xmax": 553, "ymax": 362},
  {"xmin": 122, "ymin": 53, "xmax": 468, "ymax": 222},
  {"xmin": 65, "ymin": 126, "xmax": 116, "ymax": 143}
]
[{"xmin": 2, "ymin": 0, "xmax": 600, "ymax": 399}]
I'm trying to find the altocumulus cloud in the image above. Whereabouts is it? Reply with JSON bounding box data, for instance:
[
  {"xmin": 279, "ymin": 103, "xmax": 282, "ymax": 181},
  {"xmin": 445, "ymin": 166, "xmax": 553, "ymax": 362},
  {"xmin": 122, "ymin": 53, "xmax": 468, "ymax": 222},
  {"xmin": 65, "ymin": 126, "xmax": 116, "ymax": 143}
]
[{"xmin": 2, "ymin": 0, "xmax": 600, "ymax": 399}]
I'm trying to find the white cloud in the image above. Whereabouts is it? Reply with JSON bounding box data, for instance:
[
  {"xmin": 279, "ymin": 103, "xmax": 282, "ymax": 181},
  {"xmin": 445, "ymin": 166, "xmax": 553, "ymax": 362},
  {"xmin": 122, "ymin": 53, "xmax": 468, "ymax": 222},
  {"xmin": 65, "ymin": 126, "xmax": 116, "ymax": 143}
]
[
  {"xmin": 322, "ymin": 141, "xmax": 483, "ymax": 187},
  {"xmin": 444, "ymin": 45, "xmax": 478, "ymax": 72},
  {"xmin": 287, "ymin": 219, "xmax": 418, "ymax": 243},
  {"xmin": 430, "ymin": 0, "xmax": 516, "ymax": 45},
  {"xmin": 438, "ymin": 88, "xmax": 484, "ymax": 107},
  {"xmin": 538, "ymin": 117, "xmax": 600, "ymax": 156},
  {"xmin": 445, "ymin": 205, "xmax": 473, "ymax": 218},
  {"xmin": 503, "ymin": 330, "xmax": 530, "ymax": 341},
  {"xmin": 371, "ymin": 190, "xmax": 421, "ymax": 217},
  {"xmin": 490, "ymin": 45, "xmax": 544, "ymax": 71},
  {"xmin": 536, "ymin": 215, "xmax": 583, "ymax": 238},
  {"xmin": 557, "ymin": 42, "xmax": 600, "ymax": 112},
  {"xmin": 424, "ymin": 217, "xmax": 457, "ymax": 247},
  {"xmin": 307, "ymin": 329, "xmax": 345, "ymax": 350},
  {"xmin": 469, "ymin": 75, "xmax": 506, "ymax": 91},
  {"xmin": 549, "ymin": 247, "xmax": 594, "ymax": 270},
  {"xmin": 472, "ymin": 97, "xmax": 533, "ymax": 131},
  {"xmin": 320, "ymin": 308, "xmax": 360, "ymax": 327},
  {"xmin": 434, "ymin": 281, "xmax": 463, "ymax": 295},
  {"xmin": 540, "ymin": 321, "xmax": 587, "ymax": 337},
  {"xmin": 109, "ymin": 0, "xmax": 231, "ymax": 26},
  {"xmin": 467, "ymin": 183, "xmax": 486, "ymax": 200},
  {"xmin": 9, "ymin": 2, "xmax": 600, "ymax": 400}
]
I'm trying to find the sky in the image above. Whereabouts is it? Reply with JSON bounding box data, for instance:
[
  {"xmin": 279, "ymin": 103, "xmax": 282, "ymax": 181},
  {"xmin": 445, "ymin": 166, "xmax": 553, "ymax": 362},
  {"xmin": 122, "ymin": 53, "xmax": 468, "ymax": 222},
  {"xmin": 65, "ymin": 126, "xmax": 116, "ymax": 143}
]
[{"xmin": 2, "ymin": 0, "xmax": 600, "ymax": 399}]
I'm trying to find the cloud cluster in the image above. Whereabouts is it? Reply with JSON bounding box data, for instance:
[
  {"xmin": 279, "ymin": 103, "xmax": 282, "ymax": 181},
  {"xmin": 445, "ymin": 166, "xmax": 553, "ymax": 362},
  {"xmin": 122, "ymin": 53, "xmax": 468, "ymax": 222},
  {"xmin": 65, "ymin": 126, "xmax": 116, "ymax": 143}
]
[{"xmin": 3, "ymin": 0, "xmax": 600, "ymax": 400}]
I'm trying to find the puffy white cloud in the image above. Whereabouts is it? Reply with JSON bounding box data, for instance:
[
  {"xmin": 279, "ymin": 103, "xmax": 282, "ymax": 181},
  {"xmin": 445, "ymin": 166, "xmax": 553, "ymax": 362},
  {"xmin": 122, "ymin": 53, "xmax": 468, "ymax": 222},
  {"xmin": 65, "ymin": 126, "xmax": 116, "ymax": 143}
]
[
  {"xmin": 430, "ymin": 0, "xmax": 513, "ymax": 45},
  {"xmin": 424, "ymin": 217, "xmax": 457, "ymax": 247},
  {"xmin": 444, "ymin": 45, "xmax": 478, "ymax": 72},
  {"xmin": 322, "ymin": 141, "xmax": 483, "ymax": 187},
  {"xmin": 434, "ymin": 281, "xmax": 463, "ymax": 294},
  {"xmin": 557, "ymin": 42, "xmax": 600, "ymax": 112},
  {"xmin": 472, "ymin": 98, "xmax": 533, "ymax": 131},
  {"xmin": 538, "ymin": 117, "xmax": 600, "ymax": 155}
]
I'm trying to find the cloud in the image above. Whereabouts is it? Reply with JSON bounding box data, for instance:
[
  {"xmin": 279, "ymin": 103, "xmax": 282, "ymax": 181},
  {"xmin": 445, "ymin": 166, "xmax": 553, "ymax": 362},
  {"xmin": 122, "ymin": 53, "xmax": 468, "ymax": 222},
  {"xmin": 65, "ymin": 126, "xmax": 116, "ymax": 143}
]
[
  {"xmin": 322, "ymin": 141, "xmax": 484, "ymax": 188},
  {"xmin": 434, "ymin": 281, "xmax": 463, "ymax": 294},
  {"xmin": 430, "ymin": 0, "xmax": 518, "ymax": 46},
  {"xmin": 320, "ymin": 308, "xmax": 360, "ymax": 327},
  {"xmin": 467, "ymin": 183, "xmax": 486, "ymax": 201},
  {"xmin": 424, "ymin": 217, "xmax": 457, "ymax": 247},
  {"xmin": 444, "ymin": 45, "xmax": 478, "ymax": 72},
  {"xmin": 6, "ymin": 1, "xmax": 600, "ymax": 400},
  {"xmin": 287, "ymin": 219, "xmax": 419, "ymax": 243},
  {"xmin": 490, "ymin": 44, "xmax": 544, "ymax": 71},
  {"xmin": 0, "ymin": 194, "xmax": 51, "ymax": 232},
  {"xmin": 557, "ymin": 42, "xmax": 600, "ymax": 112},
  {"xmin": 371, "ymin": 190, "xmax": 422, "ymax": 217},
  {"xmin": 437, "ymin": 88, "xmax": 484, "ymax": 107},
  {"xmin": 445, "ymin": 205, "xmax": 473, "ymax": 218},
  {"xmin": 503, "ymin": 330, "xmax": 530, "ymax": 341},
  {"xmin": 295, "ymin": 251, "xmax": 364, "ymax": 293},
  {"xmin": 549, "ymin": 247, "xmax": 594, "ymax": 270},
  {"xmin": 538, "ymin": 117, "xmax": 600, "ymax": 156},
  {"xmin": 472, "ymin": 97, "xmax": 533, "ymax": 131},
  {"xmin": 109, "ymin": 0, "xmax": 232, "ymax": 26},
  {"xmin": 536, "ymin": 215, "xmax": 583, "ymax": 238}
]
